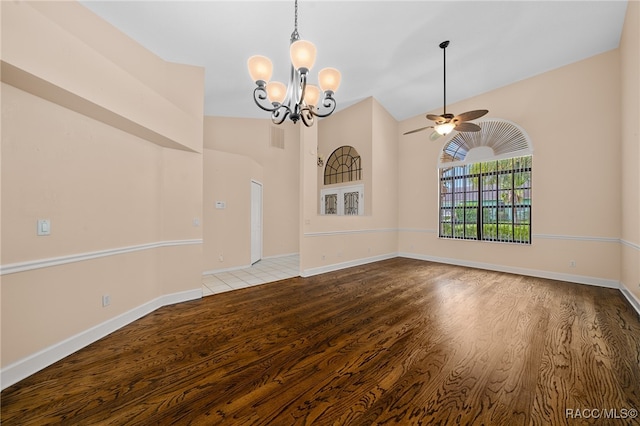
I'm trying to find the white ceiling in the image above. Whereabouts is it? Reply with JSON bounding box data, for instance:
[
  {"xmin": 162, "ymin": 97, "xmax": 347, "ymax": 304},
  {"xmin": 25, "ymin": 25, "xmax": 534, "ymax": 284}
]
[{"xmin": 80, "ymin": 1, "xmax": 628, "ymax": 121}]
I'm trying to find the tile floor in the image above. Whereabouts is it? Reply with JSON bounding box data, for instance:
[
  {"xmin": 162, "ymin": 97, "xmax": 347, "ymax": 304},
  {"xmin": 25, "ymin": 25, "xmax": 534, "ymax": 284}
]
[{"xmin": 202, "ymin": 254, "xmax": 300, "ymax": 296}]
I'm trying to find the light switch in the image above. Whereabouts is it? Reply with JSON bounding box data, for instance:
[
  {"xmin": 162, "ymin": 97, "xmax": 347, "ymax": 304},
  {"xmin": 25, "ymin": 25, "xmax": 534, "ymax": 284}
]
[{"xmin": 37, "ymin": 219, "xmax": 51, "ymax": 236}]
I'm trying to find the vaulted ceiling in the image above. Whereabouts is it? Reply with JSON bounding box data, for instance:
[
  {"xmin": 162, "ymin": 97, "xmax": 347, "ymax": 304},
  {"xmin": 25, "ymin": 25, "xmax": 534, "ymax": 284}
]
[{"xmin": 81, "ymin": 1, "xmax": 628, "ymax": 121}]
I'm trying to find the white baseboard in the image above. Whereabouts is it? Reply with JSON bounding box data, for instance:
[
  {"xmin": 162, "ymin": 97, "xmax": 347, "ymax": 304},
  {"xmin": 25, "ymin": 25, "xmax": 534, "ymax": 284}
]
[
  {"xmin": 202, "ymin": 263, "xmax": 251, "ymax": 276},
  {"xmin": 301, "ymin": 253, "xmax": 397, "ymax": 277},
  {"xmin": 398, "ymin": 252, "xmax": 620, "ymax": 289},
  {"xmin": 303, "ymin": 250, "xmax": 640, "ymax": 320},
  {"xmin": 0, "ymin": 288, "xmax": 201, "ymax": 391},
  {"xmin": 620, "ymin": 282, "xmax": 640, "ymax": 318},
  {"xmin": 203, "ymin": 253, "xmax": 300, "ymax": 276},
  {"xmin": 263, "ymin": 252, "xmax": 299, "ymax": 260}
]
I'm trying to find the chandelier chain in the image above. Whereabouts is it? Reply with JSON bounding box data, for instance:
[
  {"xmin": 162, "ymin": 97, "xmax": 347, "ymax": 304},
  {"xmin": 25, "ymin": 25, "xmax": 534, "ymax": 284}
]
[{"xmin": 291, "ymin": 0, "xmax": 300, "ymax": 41}]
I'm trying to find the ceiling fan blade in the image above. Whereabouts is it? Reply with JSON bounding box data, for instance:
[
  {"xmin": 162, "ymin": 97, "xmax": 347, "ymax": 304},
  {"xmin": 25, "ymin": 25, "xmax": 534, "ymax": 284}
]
[
  {"xmin": 403, "ymin": 126, "xmax": 433, "ymax": 135},
  {"xmin": 454, "ymin": 122, "xmax": 482, "ymax": 132},
  {"xmin": 430, "ymin": 131, "xmax": 442, "ymax": 141},
  {"xmin": 426, "ymin": 114, "xmax": 448, "ymax": 124},
  {"xmin": 454, "ymin": 109, "xmax": 489, "ymax": 122}
]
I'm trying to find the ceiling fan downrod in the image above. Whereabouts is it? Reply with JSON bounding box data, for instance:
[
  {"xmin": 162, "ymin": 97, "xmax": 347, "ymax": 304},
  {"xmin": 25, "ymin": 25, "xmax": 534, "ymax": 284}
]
[
  {"xmin": 440, "ymin": 40, "xmax": 450, "ymax": 117},
  {"xmin": 401, "ymin": 39, "xmax": 488, "ymax": 137}
]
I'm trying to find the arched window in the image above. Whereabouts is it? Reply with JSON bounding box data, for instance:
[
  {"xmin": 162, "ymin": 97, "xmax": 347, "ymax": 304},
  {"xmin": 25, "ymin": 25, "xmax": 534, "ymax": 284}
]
[
  {"xmin": 438, "ymin": 119, "xmax": 532, "ymax": 167},
  {"xmin": 438, "ymin": 119, "xmax": 533, "ymax": 244},
  {"xmin": 324, "ymin": 145, "xmax": 362, "ymax": 185}
]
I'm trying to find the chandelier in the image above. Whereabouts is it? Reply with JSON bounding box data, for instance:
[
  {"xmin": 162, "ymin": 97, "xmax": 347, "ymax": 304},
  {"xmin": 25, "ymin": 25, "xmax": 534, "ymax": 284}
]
[{"xmin": 247, "ymin": 0, "xmax": 341, "ymax": 127}]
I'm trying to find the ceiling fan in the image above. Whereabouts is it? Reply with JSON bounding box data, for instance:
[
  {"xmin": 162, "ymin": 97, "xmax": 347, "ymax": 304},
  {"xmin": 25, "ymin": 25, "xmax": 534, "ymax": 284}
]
[{"xmin": 404, "ymin": 40, "xmax": 488, "ymax": 140}]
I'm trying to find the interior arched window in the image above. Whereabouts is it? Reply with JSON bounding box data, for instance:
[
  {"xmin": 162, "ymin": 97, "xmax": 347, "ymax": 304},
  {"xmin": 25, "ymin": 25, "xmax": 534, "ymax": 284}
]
[
  {"xmin": 438, "ymin": 119, "xmax": 533, "ymax": 244},
  {"xmin": 324, "ymin": 145, "xmax": 361, "ymax": 185}
]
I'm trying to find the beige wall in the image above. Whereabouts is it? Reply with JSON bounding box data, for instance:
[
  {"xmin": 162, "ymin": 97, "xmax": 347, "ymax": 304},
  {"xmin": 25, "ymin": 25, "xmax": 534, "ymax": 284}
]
[
  {"xmin": 399, "ymin": 49, "xmax": 623, "ymax": 286},
  {"xmin": 203, "ymin": 149, "xmax": 262, "ymax": 270},
  {"xmin": 202, "ymin": 116, "xmax": 299, "ymax": 272},
  {"xmin": 1, "ymin": 1, "xmax": 201, "ymax": 153},
  {"xmin": 372, "ymin": 99, "xmax": 400, "ymax": 228},
  {"xmin": 158, "ymin": 148, "xmax": 204, "ymax": 295},
  {"xmin": 318, "ymin": 98, "xmax": 374, "ymax": 214},
  {"xmin": 301, "ymin": 98, "xmax": 399, "ymax": 275},
  {"xmin": 203, "ymin": 98, "xmax": 398, "ymax": 274},
  {"xmin": 620, "ymin": 0, "xmax": 640, "ymax": 301},
  {"xmin": 1, "ymin": 1, "xmax": 204, "ymax": 384}
]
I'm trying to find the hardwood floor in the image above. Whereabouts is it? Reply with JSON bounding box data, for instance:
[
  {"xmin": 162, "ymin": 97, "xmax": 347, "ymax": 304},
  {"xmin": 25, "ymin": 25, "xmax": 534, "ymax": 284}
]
[{"xmin": 2, "ymin": 258, "xmax": 640, "ymax": 425}]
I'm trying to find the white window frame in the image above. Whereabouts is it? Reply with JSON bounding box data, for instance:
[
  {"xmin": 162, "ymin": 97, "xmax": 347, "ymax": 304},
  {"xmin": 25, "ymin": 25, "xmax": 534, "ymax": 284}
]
[{"xmin": 320, "ymin": 184, "xmax": 364, "ymax": 216}]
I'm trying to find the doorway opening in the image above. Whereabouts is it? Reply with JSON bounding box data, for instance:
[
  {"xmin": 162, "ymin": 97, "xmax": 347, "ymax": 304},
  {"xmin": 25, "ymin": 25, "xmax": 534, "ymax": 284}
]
[{"xmin": 250, "ymin": 180, "xmax": 263, "ymax": 265}]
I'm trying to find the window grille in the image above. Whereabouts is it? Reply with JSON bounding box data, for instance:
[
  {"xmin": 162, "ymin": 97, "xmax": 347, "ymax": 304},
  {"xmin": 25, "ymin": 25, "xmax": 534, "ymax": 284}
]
[
  {"xmin": 344, "ymin": 191, "xmax": 360, "ymax": 215},
  {"xmin": 438, "ymin": 119, "xmax": 532, "ymax": 167},
  {"xmin": 439, "ymin": 157, "xmax": 532, "ymax": 244},
  {"xmin": 324, "ymin": 146, "xmax": 362, "ymax": 185},
  {"xmin": 320, "ymin": 184, "xmax": 364, "ymax": 216},
  {"xmin": 324, "ymin": 194, "xmax": 338, "ymax": 215}
]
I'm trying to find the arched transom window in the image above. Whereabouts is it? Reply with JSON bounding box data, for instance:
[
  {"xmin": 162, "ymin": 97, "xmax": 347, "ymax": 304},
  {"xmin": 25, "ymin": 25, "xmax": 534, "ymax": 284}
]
[
  {"xmin": 324, "ymin": 145, "xmax": 362, "ymax": 185},
  {"xmin": 439, "ymin": 119, "xmax": 532, "ymax": 167}
]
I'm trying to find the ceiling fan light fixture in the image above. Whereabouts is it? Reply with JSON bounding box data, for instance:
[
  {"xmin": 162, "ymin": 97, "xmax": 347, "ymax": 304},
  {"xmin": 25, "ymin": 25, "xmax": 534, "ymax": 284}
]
[
  {"xmin": 435, "ymin": 122, "xmax": 455, "ymax": 135},
  {"xmin": 402, "ymin": 40, "xmax": 488, "ymax": 137}
]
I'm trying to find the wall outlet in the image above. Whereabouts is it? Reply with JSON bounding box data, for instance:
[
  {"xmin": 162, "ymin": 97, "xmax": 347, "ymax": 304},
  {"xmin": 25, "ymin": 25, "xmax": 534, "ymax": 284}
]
[
  {"xmin": 569, "ymin": 260, "xmax": 576, "ymax": 268},
  {"xmin": 218, "ymin": 254, "xmax": 224, "ymax": 262},
  {"xmin": 102, "ymin": 294, "xmax": 111, "ymax": 307}
]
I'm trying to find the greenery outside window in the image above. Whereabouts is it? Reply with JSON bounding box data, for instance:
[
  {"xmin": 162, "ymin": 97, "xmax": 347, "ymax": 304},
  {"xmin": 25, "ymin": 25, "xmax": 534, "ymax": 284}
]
[{"xmin": 439, "ymin": 156, "xmax": 532, "ymax": 244}]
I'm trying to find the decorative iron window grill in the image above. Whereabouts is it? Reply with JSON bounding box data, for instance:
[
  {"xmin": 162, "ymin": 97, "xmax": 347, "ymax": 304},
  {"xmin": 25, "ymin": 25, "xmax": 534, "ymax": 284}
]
[
  {"xmin": 344, "ymin": 191, "xmax": 360, "ymax": 215},
  {"xmin": 324, "ymin": 194, "xmax": 338, "ymax": 215}
]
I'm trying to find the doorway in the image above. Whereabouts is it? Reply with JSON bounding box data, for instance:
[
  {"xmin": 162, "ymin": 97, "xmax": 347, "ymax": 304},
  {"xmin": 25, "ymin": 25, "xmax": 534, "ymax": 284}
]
[{"xmin": 250, "ymin": 180, "xmax": 263, "ymax": 265}]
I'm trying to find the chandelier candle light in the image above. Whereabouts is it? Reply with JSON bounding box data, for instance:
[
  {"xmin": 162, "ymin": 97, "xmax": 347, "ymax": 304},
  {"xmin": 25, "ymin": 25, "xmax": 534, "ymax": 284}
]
[{"xmin": 248, "ymin": 0, "xmax": 341, "ymax": 127}]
